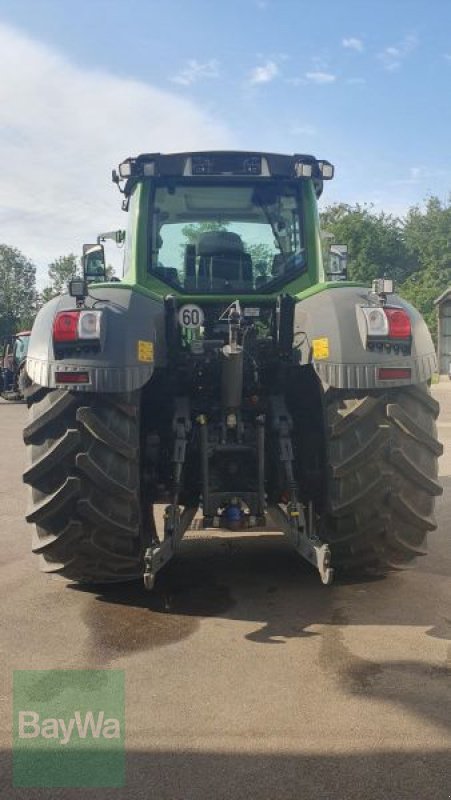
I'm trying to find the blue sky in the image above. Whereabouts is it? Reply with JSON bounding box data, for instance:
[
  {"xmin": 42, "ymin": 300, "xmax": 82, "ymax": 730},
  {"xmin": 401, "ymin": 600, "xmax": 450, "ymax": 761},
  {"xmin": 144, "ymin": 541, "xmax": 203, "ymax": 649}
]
[{"xmin": 0, "ymin": 0, "xmax": 449, "ymax": 276}]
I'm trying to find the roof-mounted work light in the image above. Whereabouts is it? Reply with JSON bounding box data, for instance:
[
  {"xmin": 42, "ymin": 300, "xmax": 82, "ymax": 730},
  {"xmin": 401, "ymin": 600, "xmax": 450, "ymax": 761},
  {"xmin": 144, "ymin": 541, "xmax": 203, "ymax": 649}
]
[
  {"xmin": 68, "ymin": 278, "xmax": 87, "ymax": 307},
  {"xmin": 317, "ymin": 161, "xmax": 334, "ymax": 179},
  {"xmin": 372, "ymin": 278, "xmax": 394, "ymax": 296},
  {"xmin": 295, "ymin": 162, "xmax": 313, "ymax": 178},
  {"xmin": 118, "ymin": 160, "xmax": 133, "ymax": 178}
]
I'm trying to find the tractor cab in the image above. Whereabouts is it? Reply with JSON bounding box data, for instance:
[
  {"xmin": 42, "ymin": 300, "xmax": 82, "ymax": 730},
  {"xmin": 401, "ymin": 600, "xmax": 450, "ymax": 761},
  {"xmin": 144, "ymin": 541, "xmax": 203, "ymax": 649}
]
[
  {"xmin": 113, "ymin": 151, "xmax": 334, "ymax": 298},
  {"xmin": 13, "ymin": 331, "xmax": 31, "ymax": 365},
  {"xmin": 0, "ymin": 331, "xmax": 31, "ymax": 399}
]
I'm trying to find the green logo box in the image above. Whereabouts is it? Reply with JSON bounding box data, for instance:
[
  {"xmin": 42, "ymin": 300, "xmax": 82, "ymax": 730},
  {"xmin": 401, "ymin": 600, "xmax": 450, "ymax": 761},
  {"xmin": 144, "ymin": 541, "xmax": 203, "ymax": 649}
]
[{"xmin": 13, "ymin": 670, "xmax": 125, "ymax": 788}]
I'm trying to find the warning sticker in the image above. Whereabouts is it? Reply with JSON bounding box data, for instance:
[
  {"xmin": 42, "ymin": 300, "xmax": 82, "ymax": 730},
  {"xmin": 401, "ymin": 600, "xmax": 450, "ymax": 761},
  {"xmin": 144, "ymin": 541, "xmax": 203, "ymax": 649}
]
[
  {"xmin": 312, "ymin": 337, "xmax": 330, "ymax": 360},
  {"xmin": 137, "ymin": 340, "xmax": 154, "ymax": 363}
]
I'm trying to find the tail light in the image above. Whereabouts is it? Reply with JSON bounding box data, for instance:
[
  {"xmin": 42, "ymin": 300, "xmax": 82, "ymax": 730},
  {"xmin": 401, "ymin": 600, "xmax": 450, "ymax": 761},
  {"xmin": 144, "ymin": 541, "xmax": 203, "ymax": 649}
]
[
  {"xmin": 384, "ymin": 308, "xmax": 411, "ymax": 339},
  {"xmin": 53, "ymin": 310, "xmax": 103, "ymax": 343},
  {"xmin": 361, "ymin": 306, "xmax": 411, "ymax": 341},
  {"xmin": 53, "ymin": 311, "xmax": 80, "ymax": 342}
]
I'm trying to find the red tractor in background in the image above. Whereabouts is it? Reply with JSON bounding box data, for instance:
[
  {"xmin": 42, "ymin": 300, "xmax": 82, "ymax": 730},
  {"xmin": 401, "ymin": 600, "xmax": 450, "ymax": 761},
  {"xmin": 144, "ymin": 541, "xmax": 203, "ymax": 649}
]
[{"xmin": 0, "ymin": 331, "xmax": 31, "ymax": 401}]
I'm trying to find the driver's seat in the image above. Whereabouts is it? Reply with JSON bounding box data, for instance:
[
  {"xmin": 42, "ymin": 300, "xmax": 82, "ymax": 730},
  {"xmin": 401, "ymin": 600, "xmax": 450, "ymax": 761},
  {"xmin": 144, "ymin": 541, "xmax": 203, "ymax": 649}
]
[{"xmin": 197, "ymin": 231, "xmax": 252, "ymax": 284}]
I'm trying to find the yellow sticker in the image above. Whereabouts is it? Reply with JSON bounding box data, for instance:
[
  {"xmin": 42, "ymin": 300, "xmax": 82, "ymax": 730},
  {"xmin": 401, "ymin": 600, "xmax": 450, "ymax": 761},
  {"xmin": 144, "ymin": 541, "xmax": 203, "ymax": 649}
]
[
  {"xmin": 137, "ymin": 340, "xmax": 154, "ymax": 363},
  {"xmin": 312, "ymin": 337, "xmax": 329, "ymax": 360}
]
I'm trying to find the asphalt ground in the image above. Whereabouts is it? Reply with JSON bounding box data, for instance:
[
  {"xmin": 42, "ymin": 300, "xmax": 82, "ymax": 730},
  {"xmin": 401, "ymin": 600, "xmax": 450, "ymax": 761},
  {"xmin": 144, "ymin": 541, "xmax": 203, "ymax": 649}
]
[{"xmin": 1, "ymin": 385, "xmax": 451, "ymax": 799}]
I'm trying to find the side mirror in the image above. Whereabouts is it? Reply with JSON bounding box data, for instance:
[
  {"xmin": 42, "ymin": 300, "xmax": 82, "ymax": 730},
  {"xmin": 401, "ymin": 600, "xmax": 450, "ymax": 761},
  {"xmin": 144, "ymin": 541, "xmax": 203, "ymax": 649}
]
[
  {"xmin": 327, "ymin": 244, "xmax": 348, "ymax": 281},
  {"xmin": 83, "ymin": 243, "xmax": 106, "ymax": 283}
]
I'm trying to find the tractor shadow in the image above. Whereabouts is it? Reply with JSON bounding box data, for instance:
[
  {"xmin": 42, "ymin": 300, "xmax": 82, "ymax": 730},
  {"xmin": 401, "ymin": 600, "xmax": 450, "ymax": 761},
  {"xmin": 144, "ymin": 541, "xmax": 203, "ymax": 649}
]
[{"xmin": 72, "ymin": 477, "xmax": 451, "ymax": 658}]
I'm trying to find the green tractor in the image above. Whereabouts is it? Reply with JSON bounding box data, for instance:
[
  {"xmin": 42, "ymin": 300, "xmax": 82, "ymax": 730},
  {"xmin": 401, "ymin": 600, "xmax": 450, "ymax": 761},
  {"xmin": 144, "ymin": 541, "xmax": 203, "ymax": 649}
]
[{"xmin": 23, "ymin": 151, "xmax": 442, "ymax": 588}]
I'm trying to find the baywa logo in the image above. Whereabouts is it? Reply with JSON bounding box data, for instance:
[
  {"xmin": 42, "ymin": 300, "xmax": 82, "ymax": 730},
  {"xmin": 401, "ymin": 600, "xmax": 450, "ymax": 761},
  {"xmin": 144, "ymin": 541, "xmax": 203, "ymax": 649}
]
[
  {"xmin": 18, "ymin": 709, "xmax": 121, "ymax": 745},
  {"xmin": 13, "ymin": 670, "xmax": 125, "ymax": 788}
]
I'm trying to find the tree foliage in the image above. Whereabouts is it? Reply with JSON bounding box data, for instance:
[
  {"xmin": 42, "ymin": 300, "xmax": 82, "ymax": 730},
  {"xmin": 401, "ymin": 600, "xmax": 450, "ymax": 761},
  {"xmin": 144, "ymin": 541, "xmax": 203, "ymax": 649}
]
[
  {"xmin": 399, "ymin": 197, "xmax": 451, "ymax": 339},
  {"xmin": 321, "ymin": 197, "xmax": 451, "ymax": 343},
  {"xmin": 41, "ymin": 254, "xmax": 80, "ymax": 302},
  {"xmin": 180, "ymin": 221, "xmax": 229, "ymax": 246},
  {"xmin": 41, "ymin": 254, "xmax": 116, "ymax": 303},
  {"xmin": 0, "ymin": 244, "xmax": 37, "ymax": 337},
  {"xmin": 244, "ymin": 243, "xmax": 273, "ymax": 277},
  {"xmin": 320, "ymin": 203, "xmax": 414, "ymax": 284}
]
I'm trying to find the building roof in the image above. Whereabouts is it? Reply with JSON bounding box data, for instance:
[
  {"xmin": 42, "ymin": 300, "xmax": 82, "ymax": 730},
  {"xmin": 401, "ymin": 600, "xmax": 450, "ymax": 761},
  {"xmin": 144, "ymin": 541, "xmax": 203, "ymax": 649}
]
[{"xmin": 434, "ymin": 288, "xmax": 451, "ymax": 306}]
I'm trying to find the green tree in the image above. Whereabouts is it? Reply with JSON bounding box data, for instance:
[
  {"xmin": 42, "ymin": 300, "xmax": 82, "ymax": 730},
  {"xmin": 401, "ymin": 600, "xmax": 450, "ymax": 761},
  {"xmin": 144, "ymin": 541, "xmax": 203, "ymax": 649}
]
[
  {"xmin": 39, "ymin": 286, "xmax": 56, "ymax": 305},
  {"xmin": 244, "ymin": 243, "xmax": 273, "ymax": 278},
  {"xmin": 45, "ymin": 253, "xmax": 80, "ymax": 299},
  {"xmin": 320, "ymin": 197, "xmax": 451, "ymax": 345},
  {"xmin": 105, "ymin": 263, "xmax": 116, "ymax": 280},
  {"xmin": 0, "ymin": 244, "xmax": 37, "ymax": 337},
  {"xmin": 398, "ymin": 269, "xmax": 443, "ymax": 342},
  {"xmin": 40, "ymin": 254, "xmax": 116, "ymax": 305},
  {"xmin": 320, "ymin": 203, "xmax": 413, "ymax": 284},
  {"xmin": 180, "ymin": 221, "xmax": 229, "ymax": 247},
  {"xmin": 402, "ymin": 196, "xmax": 451, "ymax": 279},
  {"xmin": 399, "ymin": 197, "xmax": 451, "ymax": 340}
]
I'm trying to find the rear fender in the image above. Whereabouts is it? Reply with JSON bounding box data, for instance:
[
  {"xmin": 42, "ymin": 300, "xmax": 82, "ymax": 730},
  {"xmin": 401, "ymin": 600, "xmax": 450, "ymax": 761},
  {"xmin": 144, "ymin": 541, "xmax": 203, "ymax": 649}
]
[
  {"xmin": 294, "ymin": 286, "xmax": 437, "ymax": 389},
  {"xmin": 26, "ymin": 287, "xmax": 166, "ymax": 392}
]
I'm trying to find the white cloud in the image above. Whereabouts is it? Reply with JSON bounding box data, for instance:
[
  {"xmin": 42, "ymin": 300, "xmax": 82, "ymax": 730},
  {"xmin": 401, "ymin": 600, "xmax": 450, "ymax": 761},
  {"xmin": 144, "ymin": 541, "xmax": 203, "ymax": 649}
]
[
  {"xmin": 248, "ymin": 60, "xmax": 279, "ymax": 84},
  {"xmin": 342, "ymin": 37, "xmax": 364, "ymax": 52},
  {"xmin": 390, "ymin": 166, "xmax": 451, "ymax": 186},
  {"xmin": 171, "ymin": 59, "xmax": 219, "ymax": 86},
  {"xmin": 286, "ymin": 77, "xmax": 306, "ymax": 86},
  {"xmin": 378, "ymin": 34, "xmax": 418, "ymax": 71},
  {"xmin": 305, "ymin": 71, "xmax": 336, "ymax": 84},
  {"xmin": 0, "ymin": 25, "xmax": 231, "ymax": 279}
]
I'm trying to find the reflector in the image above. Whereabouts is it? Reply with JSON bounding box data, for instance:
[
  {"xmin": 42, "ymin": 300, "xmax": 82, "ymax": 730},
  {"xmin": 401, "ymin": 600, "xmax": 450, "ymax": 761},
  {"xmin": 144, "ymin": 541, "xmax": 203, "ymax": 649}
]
[
  {"xmin": 378, "ymin": 368, "xmax": 411, "ymax": 380},
  {"xmin": 55, "ymin": 371, "xmax": 90, "ymax": 384}
]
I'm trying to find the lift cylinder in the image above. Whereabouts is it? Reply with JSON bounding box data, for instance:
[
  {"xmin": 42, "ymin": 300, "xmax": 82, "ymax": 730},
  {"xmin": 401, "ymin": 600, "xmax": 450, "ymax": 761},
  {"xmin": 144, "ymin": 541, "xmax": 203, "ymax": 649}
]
[{"xmin": 221, "ymin": 344, "xmax": 243, "ymax": 410}]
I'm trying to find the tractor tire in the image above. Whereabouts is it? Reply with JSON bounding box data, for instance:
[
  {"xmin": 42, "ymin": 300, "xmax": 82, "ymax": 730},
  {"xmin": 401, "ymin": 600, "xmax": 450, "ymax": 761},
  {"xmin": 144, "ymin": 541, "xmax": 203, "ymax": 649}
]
[
  {"xmin": 23, "ymin": 386, "xmax": 144, "ymax": 583},
  {"xmin": 321, "ymin": 383, "xmax": 443, "ymax": 572}
]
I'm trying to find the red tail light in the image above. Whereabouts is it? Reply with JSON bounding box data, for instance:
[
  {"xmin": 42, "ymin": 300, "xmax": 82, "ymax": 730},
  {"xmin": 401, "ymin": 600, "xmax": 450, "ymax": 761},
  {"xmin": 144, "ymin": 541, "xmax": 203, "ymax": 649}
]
[
  {"xmin": 378, "ymin": 368, "xmax": 411, "ymax": 380},
  {"xmin": 55, "ymin": 371, "xmax": 90, "ymax": 384},
  {"xmin": 385, "ymin": 308, "xmax": 411, "ymax": 339},
  {"xmin": 53, "ymin": 311, "xmax": 80, "ymax": 342}
]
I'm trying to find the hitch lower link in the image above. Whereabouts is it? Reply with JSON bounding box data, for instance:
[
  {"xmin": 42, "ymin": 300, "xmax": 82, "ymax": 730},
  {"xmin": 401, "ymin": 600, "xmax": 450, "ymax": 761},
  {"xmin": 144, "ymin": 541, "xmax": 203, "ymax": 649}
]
[
  {"xmin": 269, "ymin": 503, "xmax": 334, "ymax": 586},
  {"xmin": 143, "ymin": 397, "xmax": 196, "ymax": 590},
  {"xmin": 143, "ymin": 505, "xmax": 197, "ymax": 590},
  {"xmin": 269, "ymin": 395, "xmax": 334, "ymax": 586}
]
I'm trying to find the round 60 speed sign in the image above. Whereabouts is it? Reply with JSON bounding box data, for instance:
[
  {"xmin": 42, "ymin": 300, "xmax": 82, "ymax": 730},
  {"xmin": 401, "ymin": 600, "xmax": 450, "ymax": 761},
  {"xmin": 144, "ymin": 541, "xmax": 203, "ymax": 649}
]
[{"xmin": 178, "ymin": 304, "xmax": 205, "ymax": 329}]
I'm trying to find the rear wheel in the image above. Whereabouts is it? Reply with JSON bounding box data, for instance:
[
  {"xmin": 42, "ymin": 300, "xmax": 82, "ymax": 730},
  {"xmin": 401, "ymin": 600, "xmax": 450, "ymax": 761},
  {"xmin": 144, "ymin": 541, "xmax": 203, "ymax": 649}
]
[
  {"xmin": 23, "ymin": 387, "xmax": 145, "ymax": 583},
  {"xmin": 320, "ymin": 383, "xmax": 443, "ymax": 571}
]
